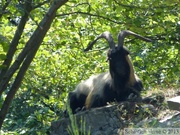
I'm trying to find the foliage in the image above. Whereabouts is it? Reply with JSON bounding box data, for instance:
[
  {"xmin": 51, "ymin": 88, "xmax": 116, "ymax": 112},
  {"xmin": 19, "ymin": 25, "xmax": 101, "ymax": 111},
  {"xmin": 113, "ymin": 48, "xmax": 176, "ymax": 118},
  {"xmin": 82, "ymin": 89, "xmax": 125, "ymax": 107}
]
[{"xmin": 0, "ymin": 0, "xmax": 179, "ymax": 134}]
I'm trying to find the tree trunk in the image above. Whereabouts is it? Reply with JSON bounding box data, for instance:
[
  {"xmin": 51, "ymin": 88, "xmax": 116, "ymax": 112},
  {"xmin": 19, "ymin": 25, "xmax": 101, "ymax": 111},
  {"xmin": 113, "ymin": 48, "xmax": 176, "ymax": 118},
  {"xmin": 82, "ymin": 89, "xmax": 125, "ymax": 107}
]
[{"xmin": 0, "ymin": 0, "xmax": 68, "ymax": 129}]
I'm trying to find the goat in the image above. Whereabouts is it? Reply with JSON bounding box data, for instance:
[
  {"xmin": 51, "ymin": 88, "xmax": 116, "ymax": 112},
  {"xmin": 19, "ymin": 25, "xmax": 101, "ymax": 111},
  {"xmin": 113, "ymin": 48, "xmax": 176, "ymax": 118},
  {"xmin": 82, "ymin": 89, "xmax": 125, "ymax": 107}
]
[{"xmin": 68, "ymin": 30, "xmax": 152, "ymax": 113}]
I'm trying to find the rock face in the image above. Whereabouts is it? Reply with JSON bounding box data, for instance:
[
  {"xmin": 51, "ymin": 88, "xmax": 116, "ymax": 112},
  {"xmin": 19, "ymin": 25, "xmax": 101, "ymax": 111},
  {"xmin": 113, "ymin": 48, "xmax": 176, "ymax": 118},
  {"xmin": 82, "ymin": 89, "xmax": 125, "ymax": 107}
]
[
  {"xmin": 136, "ymin": 112, "xmax": 180, "ymax": 128},
  {"xmin": 51, "ymin": 105, "xmax": 122, "ymax": 135},
  {"xmin": 50, "ymin": 95, "xmax": 180, "ymax": 135},
  {"xmin": 50, "ymin": 102, "xmax": 158, "ymax": 135},
  {"xmin": 167, "ymin": 96, "xmax": 180, "ymax": 111}
]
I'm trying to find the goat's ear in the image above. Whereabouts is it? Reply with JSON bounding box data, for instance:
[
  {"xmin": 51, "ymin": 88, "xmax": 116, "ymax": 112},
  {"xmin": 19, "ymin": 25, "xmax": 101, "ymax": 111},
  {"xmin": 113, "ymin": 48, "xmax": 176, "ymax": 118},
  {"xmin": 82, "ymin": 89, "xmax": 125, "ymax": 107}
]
[{"xmin": 123, "ymin": 46, "xmax": 130, "ymax": 55}]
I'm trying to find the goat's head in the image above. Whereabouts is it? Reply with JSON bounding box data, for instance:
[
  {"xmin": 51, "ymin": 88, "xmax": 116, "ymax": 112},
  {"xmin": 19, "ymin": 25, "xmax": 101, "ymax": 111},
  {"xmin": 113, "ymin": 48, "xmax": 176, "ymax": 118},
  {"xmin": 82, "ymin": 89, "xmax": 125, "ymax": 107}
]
[{"xmin": 85, "ymin": 30, "xmax": 152, "ymax": 78}]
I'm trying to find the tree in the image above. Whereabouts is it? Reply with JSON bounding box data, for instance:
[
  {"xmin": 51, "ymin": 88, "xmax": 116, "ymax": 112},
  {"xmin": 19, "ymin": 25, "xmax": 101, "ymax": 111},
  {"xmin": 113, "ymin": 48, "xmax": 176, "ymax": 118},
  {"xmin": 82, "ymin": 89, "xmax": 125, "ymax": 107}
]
[
  {"xmin": 0, "ymin": 0, "xmax": 179, "ymax": 134},
  {"xmin": 0, "ymin": 0, "xmax": 68, "ymax": 129}
]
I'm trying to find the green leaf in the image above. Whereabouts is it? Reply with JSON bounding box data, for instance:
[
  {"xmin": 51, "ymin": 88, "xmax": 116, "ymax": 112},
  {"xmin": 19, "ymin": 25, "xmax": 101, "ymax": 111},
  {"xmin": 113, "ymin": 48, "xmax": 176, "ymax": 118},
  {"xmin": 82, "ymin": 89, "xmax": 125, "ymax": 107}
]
[{"xmin": 0, "ymin": 54, "xmax": 6, "ymax": 60}]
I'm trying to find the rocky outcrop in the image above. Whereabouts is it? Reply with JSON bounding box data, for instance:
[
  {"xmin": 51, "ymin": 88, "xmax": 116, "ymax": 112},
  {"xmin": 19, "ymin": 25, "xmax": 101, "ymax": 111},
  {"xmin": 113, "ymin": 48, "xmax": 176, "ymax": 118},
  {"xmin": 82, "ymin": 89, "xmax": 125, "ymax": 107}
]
[
  {"xmin": 50, "ymin": 95, "xmax": 180, "ymax": 135},
  {"xmin": 51, "ymin": 102, "xmax": 158, "ymax": 135}
]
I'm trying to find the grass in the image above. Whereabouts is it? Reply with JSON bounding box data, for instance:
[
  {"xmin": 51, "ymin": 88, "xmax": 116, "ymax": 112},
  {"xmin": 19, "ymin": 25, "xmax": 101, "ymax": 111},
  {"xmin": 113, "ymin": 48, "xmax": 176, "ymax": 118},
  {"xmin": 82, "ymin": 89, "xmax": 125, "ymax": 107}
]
[{"xmin": 66, "ymin": 104, "xmax": 91, "ymax": 135}]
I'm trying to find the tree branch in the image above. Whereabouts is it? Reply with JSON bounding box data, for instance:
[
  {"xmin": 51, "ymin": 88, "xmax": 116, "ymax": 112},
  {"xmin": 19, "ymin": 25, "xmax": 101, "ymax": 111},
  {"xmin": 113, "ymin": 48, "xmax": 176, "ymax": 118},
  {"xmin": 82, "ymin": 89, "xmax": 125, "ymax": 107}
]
[
  {"xmin": 0, "ymin": 0, "xmax": 11, "ymax": 18},
  {"xmin": 0, "ymin": 0, "xmax": 68, "ymax": 128},
  {"xmin": 33, "ymin": 0, "xmax": 50, "ymax": 9},
  {"xmin": 0, "ymin": 0, "xmax": 33, "ymax": 83},
  {"xmin": 56, "ymin": 11, "xmax": 124, "ymax": 24},
  {"xmin": 114, "ymin": 0, "xmax": 147, "ymax": 9},
  {"xmin": 114, "ymin": 0, "xmax": 177, "ymax": 9}
]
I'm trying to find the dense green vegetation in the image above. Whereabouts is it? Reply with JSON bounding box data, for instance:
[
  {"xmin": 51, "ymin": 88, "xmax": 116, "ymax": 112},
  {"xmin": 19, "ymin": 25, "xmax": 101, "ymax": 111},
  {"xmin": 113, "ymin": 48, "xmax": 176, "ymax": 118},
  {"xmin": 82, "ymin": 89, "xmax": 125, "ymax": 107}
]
[{"xmin": 0, "ymin": 0, "xmax": 179, "ymax": 134}]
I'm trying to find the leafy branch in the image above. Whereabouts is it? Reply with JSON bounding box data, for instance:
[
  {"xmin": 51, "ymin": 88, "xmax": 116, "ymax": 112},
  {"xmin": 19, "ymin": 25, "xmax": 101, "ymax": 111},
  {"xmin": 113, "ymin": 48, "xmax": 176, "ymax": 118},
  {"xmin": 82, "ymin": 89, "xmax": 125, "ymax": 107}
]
[
  {"xmin": 114, "ymin": 0, "xmax": 178, "ymax": 9},
  {"xmin": 56, "ymin": 11, "xmax": 125, "ymax": 25},
  {"xmin": 0, "ymin": 0, "xmax": 33, "ymax": 83},
  {"xmin": 0, "ymin": 0, "xmax": 11, "ymax": 18}
]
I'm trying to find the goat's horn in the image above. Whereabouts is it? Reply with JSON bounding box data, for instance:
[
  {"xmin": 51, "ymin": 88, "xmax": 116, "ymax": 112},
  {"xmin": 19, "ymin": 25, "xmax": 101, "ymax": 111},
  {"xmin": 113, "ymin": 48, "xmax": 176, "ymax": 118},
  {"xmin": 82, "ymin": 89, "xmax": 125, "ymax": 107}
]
[
  {"xmin": 118, "ymin": 30, "xmax": 152, "ymax": 49},
  {"xmin": 84, "ymin": 31, "xmax": 116, "ymax": 52}
]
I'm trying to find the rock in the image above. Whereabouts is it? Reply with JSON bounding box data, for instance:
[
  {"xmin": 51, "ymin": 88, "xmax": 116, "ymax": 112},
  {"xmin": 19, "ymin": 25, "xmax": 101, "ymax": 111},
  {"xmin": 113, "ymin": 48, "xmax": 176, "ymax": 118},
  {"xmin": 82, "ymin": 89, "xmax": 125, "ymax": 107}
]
[
  {"xmin": 50, "ymin": 102, "xmax": 158, "ymax": 135},
  {"xmin": 159, "ymin": 112, "xmax": 180, "ymax": 128},
  {"xmin": 167, "ymin": 96, "xmax": 180, "ymax": 111},
  {"xmin": 136, "ymin": 112, "xmax": 180, "ymax": 128}
]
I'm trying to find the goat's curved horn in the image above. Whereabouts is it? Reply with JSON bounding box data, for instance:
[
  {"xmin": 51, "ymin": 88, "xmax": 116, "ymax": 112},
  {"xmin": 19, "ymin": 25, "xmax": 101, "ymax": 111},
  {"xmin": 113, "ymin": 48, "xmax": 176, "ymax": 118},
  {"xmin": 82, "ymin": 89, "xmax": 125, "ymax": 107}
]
[
  {"xmin": 84, "ymin": 31, "xmax": 116, "ymax": 52},
  {"xmin": 117, "ymin": 30, "xmax": 152, "ymax": 49}
]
